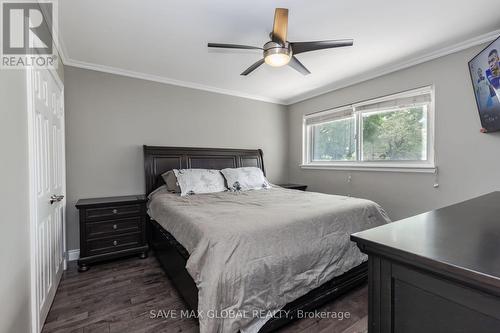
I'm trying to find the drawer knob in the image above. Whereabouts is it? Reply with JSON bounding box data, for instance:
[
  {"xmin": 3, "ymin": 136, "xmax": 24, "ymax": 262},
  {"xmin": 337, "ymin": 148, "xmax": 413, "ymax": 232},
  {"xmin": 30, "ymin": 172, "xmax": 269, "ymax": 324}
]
[
  {"xmin": 113, "ymin": 224, "xmax": 118, "ymax": 230},
  {"xmin": 112, "ymin": 209, "xmax": 118, "ymax": 214},
  {"xmin": 113, "ymin": 240, "xmax": 118, "ymax": 246}
]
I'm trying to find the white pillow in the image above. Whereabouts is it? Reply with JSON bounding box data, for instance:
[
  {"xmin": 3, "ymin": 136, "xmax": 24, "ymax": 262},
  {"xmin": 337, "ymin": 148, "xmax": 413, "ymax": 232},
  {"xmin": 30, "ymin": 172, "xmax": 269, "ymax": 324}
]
[
  {"xmin": 173, "ymin": 169, "xmax": 227, "ymax": 196},
  {"xmin": 161, "ymin": 170, "xmax": 180, "ymax": 193},
  {"xmin": 220, "ymin": 167, "xmax": 271, "ymax": 191}
]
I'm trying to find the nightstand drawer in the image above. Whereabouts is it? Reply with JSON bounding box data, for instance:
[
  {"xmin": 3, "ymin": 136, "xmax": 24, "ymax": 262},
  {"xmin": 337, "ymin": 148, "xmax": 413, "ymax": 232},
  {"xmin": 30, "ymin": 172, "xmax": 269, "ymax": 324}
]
[
  {"xmin": 86, "ymin": 217, "xmax": 141, "ymax": 239},
  {"xmin": 87, "ymin": 233, "xmax": 142, "ymax": 256},
  {"xmin": 85, "ymin": 204, "xmax": 141, "ymax": 220}
]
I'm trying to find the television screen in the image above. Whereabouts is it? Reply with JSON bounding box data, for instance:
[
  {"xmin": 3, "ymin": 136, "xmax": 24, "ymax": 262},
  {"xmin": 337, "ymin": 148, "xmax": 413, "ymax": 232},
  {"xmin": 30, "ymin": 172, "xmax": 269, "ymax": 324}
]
[{"xmin": 469, "ymin": 36, "xmax": 500, "ymax": 132}]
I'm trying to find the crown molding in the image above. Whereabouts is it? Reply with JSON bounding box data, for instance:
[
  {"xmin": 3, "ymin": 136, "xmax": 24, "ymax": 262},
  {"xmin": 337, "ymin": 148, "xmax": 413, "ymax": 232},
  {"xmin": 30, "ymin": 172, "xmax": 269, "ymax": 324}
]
[
  {"xmin": 54, "ymin": 31, "xmax": 69, "ymax": 64},
  {"xmin": 62, "ymin": 57, "xmax": 287, "ymax": 105},
  {"xmin": 57, "ymin": 29, "xmax": 500, "ymax": 106},
  {"xmin": 285, "ymin": 29, "xmax": 500, "ymax": 105}
]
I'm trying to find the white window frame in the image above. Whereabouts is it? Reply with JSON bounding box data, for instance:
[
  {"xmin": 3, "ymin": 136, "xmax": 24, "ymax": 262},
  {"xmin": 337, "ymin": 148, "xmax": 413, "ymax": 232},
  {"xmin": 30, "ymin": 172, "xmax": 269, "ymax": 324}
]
[{"xmin": 301, "ymin": 86, "xmax": 436, "ymax": 173}]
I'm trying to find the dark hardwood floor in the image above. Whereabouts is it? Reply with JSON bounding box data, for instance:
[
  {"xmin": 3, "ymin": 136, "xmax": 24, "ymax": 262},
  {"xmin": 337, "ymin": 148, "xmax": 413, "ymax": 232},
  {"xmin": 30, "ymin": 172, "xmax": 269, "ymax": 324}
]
[{"xmin": 42, "ymin": 256, "xmax": 368, "ymax": 333}]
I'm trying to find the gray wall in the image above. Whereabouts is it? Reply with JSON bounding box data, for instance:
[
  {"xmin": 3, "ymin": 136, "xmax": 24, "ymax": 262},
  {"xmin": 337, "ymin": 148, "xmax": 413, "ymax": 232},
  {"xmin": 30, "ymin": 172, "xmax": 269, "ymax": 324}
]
[
  {"xmin": 64, "ymin": 66, "xmax": 289, "ymax": 250},
  {"xmin": 0, "ymin": 71, "xmax": 31, "ymax": 332},
  {"xmin": 288, "ymin": 44, "xmax": 500, "ymax": 221}
]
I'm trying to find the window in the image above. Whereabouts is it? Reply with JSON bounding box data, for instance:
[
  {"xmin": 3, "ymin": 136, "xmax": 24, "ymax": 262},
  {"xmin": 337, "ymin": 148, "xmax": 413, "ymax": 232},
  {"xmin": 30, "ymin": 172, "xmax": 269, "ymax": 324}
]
[
  {"xmin": 312, "ymin": 115, "xmax": 356, "ymax": 161},
  {"xmin": 302, "ymin": 87, "xmax": 435, "ymax": 172}
]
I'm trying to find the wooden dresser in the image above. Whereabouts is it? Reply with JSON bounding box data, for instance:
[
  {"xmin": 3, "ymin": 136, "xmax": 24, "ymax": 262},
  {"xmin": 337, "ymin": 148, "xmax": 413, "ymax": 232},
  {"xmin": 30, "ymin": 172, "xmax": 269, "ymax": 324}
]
[
  {"xmin": 351, "ymin": 192, "xmax": 500, "ymax": 333},
  {"xmin": 76, "ymin": 195, "xmax": 149, "ymax": 272}
]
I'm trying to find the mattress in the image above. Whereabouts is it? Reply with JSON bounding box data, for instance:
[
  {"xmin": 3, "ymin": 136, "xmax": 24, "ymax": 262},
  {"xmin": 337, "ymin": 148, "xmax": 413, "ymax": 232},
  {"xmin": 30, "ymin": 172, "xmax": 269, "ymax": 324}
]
[{"xmin": 148, "ymin": 187, "xmax": 390, "ymax": 333}]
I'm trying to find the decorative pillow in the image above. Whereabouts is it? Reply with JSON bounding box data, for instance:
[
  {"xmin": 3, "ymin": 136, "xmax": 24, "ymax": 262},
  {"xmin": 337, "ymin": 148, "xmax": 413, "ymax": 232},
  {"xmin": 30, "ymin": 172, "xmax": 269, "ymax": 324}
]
[
  {"xmin": 161, "ymin": 170, "xmax": 181, "ymax": 193},
  {"xmin": 220, "ymin": 167, "xmax": 271, "ymax": 192},
  {"xmin": 173, "ymin": 169, "xmax": 227, "ymax": 196}
]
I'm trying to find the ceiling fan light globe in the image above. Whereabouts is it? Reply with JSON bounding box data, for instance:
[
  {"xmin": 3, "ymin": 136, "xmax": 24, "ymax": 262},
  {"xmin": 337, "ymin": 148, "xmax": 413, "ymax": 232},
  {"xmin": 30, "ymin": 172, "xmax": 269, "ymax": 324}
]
[{"xmin": 264, "ymin": 53, "xmax": 291, "ymax": 67}]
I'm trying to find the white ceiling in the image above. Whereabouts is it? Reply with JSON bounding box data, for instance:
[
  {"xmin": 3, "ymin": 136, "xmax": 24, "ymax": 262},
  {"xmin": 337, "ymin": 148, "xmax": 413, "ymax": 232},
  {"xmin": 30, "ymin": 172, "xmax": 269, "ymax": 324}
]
[{"xmin": 59, "ymin": 0, "xmax": 500, "ymax": 104}]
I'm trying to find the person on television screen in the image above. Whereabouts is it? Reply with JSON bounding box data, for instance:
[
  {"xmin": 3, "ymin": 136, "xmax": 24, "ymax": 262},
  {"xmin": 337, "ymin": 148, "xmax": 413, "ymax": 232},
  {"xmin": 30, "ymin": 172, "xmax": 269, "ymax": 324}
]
[
  {"xmin": 486, "ymin": 49, "xmax": 500, "ymax": 90},
  {"xmin": 476, "ymin": 67, "xmax": 493, "ymax": 110},
  {"xmin": 484, "ymin": 49, "xmax": 500, "ymax": 113},
  {"xmin": 478, "ymin": 68, "xmax": 486, "ymax": 82}
]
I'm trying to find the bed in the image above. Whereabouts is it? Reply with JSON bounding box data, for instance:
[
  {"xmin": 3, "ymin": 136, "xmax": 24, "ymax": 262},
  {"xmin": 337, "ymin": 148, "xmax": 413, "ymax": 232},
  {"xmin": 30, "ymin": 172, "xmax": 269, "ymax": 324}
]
[{"xmin": 143, "ymin": 145, "xmax": 390, "ymax": 333}]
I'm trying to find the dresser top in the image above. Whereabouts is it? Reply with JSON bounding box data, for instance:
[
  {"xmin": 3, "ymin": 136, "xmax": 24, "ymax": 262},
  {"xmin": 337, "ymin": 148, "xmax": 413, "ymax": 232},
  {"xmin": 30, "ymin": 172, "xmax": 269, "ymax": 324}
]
[
  {"xmin": 351, "ymin": 191, "xmax": 500, "ymax": 290},
  {"xmin": 76, "ymin": 195, "xmax": 147, "ymax": 208}
]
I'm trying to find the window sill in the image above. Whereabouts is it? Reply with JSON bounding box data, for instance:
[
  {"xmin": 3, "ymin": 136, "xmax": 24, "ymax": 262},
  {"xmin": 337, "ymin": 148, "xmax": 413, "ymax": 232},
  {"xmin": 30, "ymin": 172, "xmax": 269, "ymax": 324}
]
[{"xmin": 300, "ymin": 164, "xmax": 436, "ymax": 173}]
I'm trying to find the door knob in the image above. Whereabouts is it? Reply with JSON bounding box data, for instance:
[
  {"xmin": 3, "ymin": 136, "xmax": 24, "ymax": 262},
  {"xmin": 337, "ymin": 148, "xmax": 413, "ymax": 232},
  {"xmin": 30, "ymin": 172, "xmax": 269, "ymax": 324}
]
[{"xmin": 50, "ymin": 194, "xmax": 64, "ymax": 204}]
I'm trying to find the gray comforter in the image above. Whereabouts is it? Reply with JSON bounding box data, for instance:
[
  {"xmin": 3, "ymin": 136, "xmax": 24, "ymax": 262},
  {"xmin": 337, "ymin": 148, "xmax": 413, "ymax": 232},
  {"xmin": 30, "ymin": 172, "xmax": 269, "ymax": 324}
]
[{"xmin": 148, "ymin": 187, "xmax": 390, "ymax": 333}]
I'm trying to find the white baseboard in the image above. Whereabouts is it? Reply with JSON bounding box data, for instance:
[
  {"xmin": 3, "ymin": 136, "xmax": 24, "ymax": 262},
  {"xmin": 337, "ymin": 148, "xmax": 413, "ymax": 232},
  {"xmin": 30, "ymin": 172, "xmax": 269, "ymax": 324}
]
[{"xmin": 67, "ymin": 249, "xmax": 80, "ymax": 261}]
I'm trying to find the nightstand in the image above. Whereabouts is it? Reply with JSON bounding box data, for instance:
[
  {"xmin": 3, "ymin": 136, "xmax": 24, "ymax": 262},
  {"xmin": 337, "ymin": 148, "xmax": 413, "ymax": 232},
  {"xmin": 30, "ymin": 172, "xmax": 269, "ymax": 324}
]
[
  {"xmin": 76, "ymin": 195, "xmax": 149, "ymax": 272},
  {"xmin": 278, "ymin": 183, "xmax": 308, "ymax": 191}
]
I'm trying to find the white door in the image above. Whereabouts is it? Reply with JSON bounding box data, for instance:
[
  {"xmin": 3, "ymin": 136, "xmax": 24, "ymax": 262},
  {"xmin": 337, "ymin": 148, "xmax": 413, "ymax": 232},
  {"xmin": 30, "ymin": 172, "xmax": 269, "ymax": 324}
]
[{"xmin": 27, "ymin": 67, "xmax": 66, "ymax": 333}]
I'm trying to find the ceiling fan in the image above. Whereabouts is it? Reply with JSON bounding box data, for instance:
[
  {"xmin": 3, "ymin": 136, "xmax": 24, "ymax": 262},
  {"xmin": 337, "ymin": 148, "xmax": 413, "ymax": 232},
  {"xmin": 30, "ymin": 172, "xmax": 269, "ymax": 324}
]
[{"xmin": 207, "ymin": 8, "xmax": 353, "ymax": 76}]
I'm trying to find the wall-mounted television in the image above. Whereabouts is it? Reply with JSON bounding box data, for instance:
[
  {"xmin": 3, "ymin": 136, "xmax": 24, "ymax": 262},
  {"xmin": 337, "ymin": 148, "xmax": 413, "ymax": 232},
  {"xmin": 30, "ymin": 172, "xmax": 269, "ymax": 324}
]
[{"xmin": 468, "ymin": 35, "xmax": 500, "ymax": 132}]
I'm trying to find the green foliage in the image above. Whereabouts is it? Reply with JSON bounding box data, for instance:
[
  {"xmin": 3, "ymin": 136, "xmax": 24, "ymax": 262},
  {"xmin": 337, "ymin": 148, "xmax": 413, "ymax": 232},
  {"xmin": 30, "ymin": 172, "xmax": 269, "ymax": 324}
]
[
  {"xmin": 362, "ymin": 107, "xmax": 425, "ymax": 161},
  {"xmin": 313, "ymin": 117, "xmax": 355, "ymax": 161},
  {"xmin": 312, "ymin": 107, "xmax": 426, "ymax": 162}
]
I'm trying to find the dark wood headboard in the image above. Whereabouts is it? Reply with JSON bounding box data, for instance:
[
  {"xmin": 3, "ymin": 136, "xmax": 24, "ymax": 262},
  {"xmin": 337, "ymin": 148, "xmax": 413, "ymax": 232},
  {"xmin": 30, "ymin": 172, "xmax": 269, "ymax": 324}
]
[{"xmin": 143, "ymin": 146, "xmax": 265, "ymax": 195}]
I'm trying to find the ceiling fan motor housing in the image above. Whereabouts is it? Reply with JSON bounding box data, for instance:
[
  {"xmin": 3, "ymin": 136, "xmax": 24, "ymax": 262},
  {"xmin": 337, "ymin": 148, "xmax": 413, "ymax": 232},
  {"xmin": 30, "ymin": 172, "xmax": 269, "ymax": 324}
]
[{"xmin": 263, "ymin": 41, "xmax": 292, "ymax": 67}]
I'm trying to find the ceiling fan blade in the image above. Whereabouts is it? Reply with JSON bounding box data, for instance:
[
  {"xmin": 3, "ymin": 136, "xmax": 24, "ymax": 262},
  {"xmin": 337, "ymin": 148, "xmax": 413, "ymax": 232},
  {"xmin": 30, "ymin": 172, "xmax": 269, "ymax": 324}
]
[
  {"xmin": 271, "ymin": 8, "xmax": 288, "ymax": 45},
  {"xmin": 290, "ymin": 39, "xmax": 353, "ymax": 54},
  {"xmin": 207, "ymin": 43, "xmax": 262, "ymax": 50},
  {"xmin": 240, "ymin": 59, "xmax": 265, "ymax": 76},
  {"xmin": 288, "ymin": 56, "xmax": 311, "ymax": 75}
]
